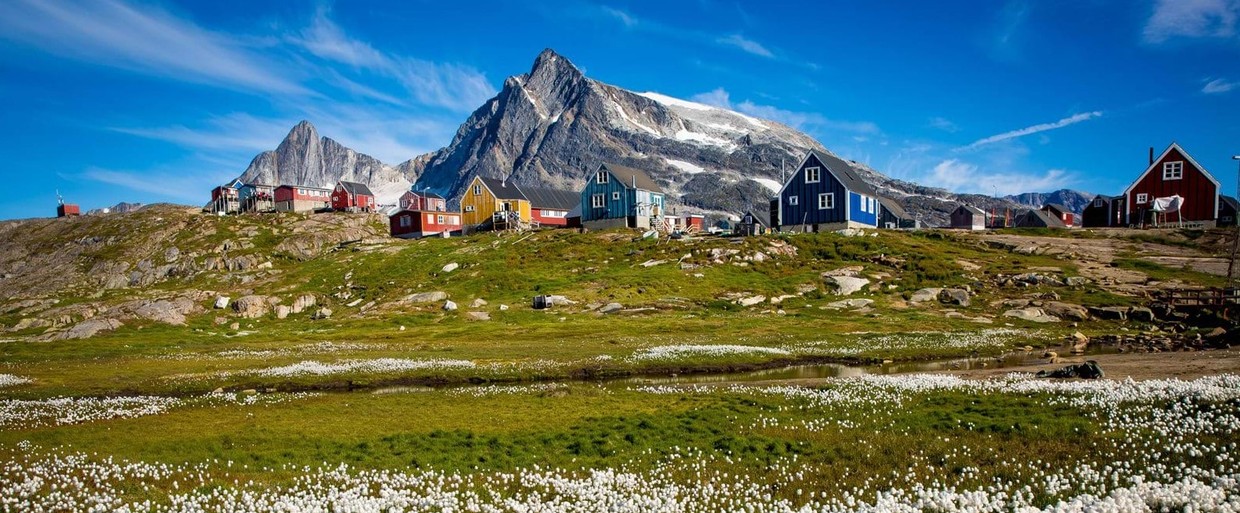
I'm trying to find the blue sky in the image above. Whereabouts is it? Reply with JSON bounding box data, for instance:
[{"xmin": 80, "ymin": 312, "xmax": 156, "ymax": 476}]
[{"xmin": 1, "ymin": 0, "xmax": 1238, "ymax": 219}]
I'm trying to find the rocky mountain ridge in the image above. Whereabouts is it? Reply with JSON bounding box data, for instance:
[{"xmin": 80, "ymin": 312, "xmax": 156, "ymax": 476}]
[{"xmin": 232, "ymin": 49, "xmax": 1079, "ymax": 226}]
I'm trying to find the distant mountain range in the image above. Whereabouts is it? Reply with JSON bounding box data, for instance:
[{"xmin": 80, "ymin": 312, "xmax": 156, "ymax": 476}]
[{"xmin": 231, "ymin": 49, "xmax": 1086, "ymax": 226}]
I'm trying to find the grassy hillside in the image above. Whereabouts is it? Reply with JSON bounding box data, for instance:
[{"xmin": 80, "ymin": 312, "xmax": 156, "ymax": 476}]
[{"xmin": 0, "ymin": 206, "xmax": 1229, "ymax": 397}]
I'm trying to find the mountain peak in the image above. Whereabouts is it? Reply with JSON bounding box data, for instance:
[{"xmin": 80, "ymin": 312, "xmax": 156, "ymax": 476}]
[
  {"xmin": 286, "ymin": 120, "xmax": 319, "ymax": 141},
  {"xmin": 528, "ymin": 48, "xmax": 581, "ymax": 81}
]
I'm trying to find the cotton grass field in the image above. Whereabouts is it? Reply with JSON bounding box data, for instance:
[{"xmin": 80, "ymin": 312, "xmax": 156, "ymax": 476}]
[{"xmin": 2, "ymin": 372, "xmax": 1238, "ymax": 511}]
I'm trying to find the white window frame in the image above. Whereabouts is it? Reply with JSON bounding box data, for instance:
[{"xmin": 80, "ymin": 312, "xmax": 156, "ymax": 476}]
[
  {"xmin": 789, "ymin": 195, "xmax": 799, "ymax": 206},
  {"xmin": 1093, "ymin": 198, "xmax": 1104, "ymax": 207},
  {"xmin": 399, "ymin": 216, "xmax": 411, "ymax": 228},
  {"xmin": 1136, "ymin": 193, "xmax": 1149, "ymax": 204},
  {"xmin": 597, "ymin": 171, "xmax": 609, "ymax": 184},
  {"xmin": 818, "ymin": 193, "xmax": 834, "ymax": 209},
  {"xmin": 591, "ymin": 194, "xmax": 605, "ymax": 208},
  {"xmin": 805, "ymin": 166, "xmax": 821, "ymax": 184},
  {"xmin": 1163, "ymin": 161, "xmax": 1183, "ymax": 180},
  {"xmin": 473, "ymin": 184, "xmax": 482, "ymax": 195},
  {"xmin": 464, "ymin": 205, "xmax": 475, "ymax": 212},
  {"xmin": 612, "ymin": 191, "xmax": 621, "ymax": 201},
  {"xmin": 437, "ymin": 215, "xmax": 445, "ymax": 224}
]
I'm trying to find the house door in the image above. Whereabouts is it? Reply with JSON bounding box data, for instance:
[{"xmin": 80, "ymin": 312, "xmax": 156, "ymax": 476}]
[{"xmin": 502, "ymin": 202, "xmax": 512, "ymax": 212}]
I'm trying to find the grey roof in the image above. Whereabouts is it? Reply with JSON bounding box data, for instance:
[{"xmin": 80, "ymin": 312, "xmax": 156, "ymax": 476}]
[
  {"xmin": 1091, "ymin": 194, "xmax": 1117, "ymax": 201},
  {"xmin": 276, "ymin": 184, "xmax": 331, "ymax": 191},
  {"xmin": 521, "ymin": 186, "xmax": 580, "ymax": 210},
  {"xmin": 956, "ymin": 205, "xmax": 986, "ymax": 216},
  {"xmin": 478, "ymin": 177, "xmax": 529, "ymax": 201},
  {"xmin": 1016, "ymin": 209, "xmax": 1066, "ymax": 228},
  {"xmin": 877, "ymin": 196, "xmax": 910, "ymax": 219},
  {"xmin": 1041, "ymin": 203, "xmax": 1071, "ymax": 214},
  {"xmin": 742, "ymin": 209, "xmax": 770, "ymax": 227},
  {"xmin": 420, "ymin": 191, "xmax": 445, "ymax": 199},
  {"xmin": 812, "ymin": 151, "xmax": 878, "ymax": 197},
  {"xmin": 600, "ymin": 163, "xmax": 663, "ymax": 193},
  {"xmin": 337, "ymin": 181, "xmax": 375, "ymax": 196}
]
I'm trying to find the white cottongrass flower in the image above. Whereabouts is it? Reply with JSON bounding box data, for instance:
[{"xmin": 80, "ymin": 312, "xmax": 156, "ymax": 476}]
[
  {"xmin": 0, "ymin": 374, "xmax": 32, "ymax": 387},
  {"xmin": 631, "ymin": 345, "xmax": 790, "ymax": 361}
]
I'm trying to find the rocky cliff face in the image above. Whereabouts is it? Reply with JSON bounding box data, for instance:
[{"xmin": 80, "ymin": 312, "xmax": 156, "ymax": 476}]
[
  {"xmin": 237, "ymin": 121, "xmax": 418, "ymax": 203},
  {"xmin": 234, "ymin": 49, "xmax": 1080, "ymax": 226}
]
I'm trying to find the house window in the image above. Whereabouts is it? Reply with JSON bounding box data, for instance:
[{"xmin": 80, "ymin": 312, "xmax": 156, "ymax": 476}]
[
  {"xmin": 400, "ymin": 216, "xmax": 411, "ymax": 228},
  {"xmin": 805, "ymin": 166, "xmax": 821, "ymax": 183},
  {"xmin": 1093, "ymin": 198, "xmax": 1104, "ymax": 207},
  {"xmin": 473, "ymin": 185, "xmax": 482, "ymax": 195},
  {"xmin": 1163, "ymin": 161, "xmax": 1183, "ymax": 180},
  {"xmin": 789, "ymin": 195, "xmax": 799, "ymax": 206},
  {"xmin": 597, "ymin": 171, "xmax": 609, "ymax": 184},
  {"xmin": 818, "ymin": 193, "xmax": 834, "ymax": 209},
  {"xmin": 425, "ymin": 214, "xmax": 434, "ymax": 223},
  {"xmin": 465, "ymin": 205, "xmax": 475, "ymax": 212},
  {"xmin": 1137, "ymin": 193, "xmax": 1149, "ymax": 204},
  {"xmin": 612, "ymin": 191, "xmax": 621, "ymax": 201},
  {"xmin": 437, "ymin": 215, "xmax": 445, "ymax": 224},
  {"xmin": 591, "ymin": 194, "xmax": 605, "ymax": 208}
]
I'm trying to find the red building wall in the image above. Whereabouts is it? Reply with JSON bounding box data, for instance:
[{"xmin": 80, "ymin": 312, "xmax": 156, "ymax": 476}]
[
  {"xmin": 1126, "ymin": 146, "xmax": 1218, "ymax": 224},
  {"xmin": 390, "ymin": 210, "xmax": 462, "ymax": 238},
  {"xmin": 332, "ymin": 188, "xmax": 375, "ymax": 211},
  {"xmin": 532, "ymin": 208, "xmax": 570, "ymax": 226}
]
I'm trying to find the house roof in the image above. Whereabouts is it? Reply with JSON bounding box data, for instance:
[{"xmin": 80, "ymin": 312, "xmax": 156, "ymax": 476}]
[
  {"xmin": 877, "ymin": 196, "xmax": 910, "ymax": 219},
  {"xmin": 522, "ymin": 186, "xmax": 580, "ymax": 210},
  {"xmin": 1041, "ymin": 203, "xmax": 1071, "ymax": 214},
  {"xmin": 1017, "ymin": 209, "xmax": 1067, "ymax": 228},
  {"xmin": 1122, "ymin": 142, "xmax": 1220, "ymax": 196},
  {"xmin": 337, "ymin": 181, "xmax": 375, "ymax": 196},
  {"xmin": 478, "ymin": 177, "xmax": 529, "ymax": 201},
  {"xmin": 1091, "ymin": 194, "xmax": 1117, "ymax": 201},
  {"xmin": 276, "ymin": 184, "xmax": 332, "ymax": 191},
  {"xmin": 600, "ymin": 163, "xmax": 664, "ymax": 193},
  {"xmin": 407, "ymin": 190, "xmax": 444, "ymax": 199},
  {"xmin": 777, "ymin": 150, "xmax": 879, "ymax": 198},
  {"xmin": 956, "ymin": 205, "xmax": 986, "ymax": 216},
  {"xmin": 742, "ymin": 209, "xmax": 771, "ymax": 227}
]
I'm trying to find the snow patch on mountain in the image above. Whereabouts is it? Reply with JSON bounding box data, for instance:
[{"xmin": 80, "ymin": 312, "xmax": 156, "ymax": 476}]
[
  {"xmin": 666, "ymin": 159, "xmax": 708, "ymax": 174},
  {"xmin": 752, "ymin": 178, "xmax": 783, "ymax": 194}
]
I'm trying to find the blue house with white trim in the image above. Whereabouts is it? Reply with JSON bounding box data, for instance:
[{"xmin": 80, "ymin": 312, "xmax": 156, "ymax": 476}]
[
  {"xmin": 774, "ymin": 151, "xmax": 880, "ymax": 232},
  {"xmin": 580, "ymin": 163, "xmax": 667, "ymax": 230}
]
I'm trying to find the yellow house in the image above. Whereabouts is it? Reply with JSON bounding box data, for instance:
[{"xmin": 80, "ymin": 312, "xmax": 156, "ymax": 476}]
[{"xmin": 461, "ymin": 176, "xmax": 533, "ymax": 230}]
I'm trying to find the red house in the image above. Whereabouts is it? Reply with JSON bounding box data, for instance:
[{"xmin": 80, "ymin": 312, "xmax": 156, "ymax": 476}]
[
  {"xmin": 686, "ymin": 215, "xmax": 705, "ymax": 231},
  {"xmin": 331, "ymin": 181, "xmax": 376, "ymax": 212},
  {"xmin": 399, "ymin": 190, "xmax": 447, "ymax": 212},
  {"xmin": 1123, "ymin": 143, "xmax": 1219, "ymax": 226},
  {"xmin": 389, "ymin": 210, "xmax": 463, "ymax": 239},
  {"xmin": 521, "ymin": 186, "xmax": 580, "ymax": 227},
  {"xmin": 57, "ymin": 203, "xmax": 80, "ymax": 217},
  {"xmin": 274, "ymin": 185, "xmax": 331, "ymax": 212}
]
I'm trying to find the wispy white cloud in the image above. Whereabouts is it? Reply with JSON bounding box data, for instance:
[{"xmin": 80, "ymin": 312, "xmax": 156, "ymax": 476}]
[
  {"xmin": 601, "ymin": 6, "xmax": 638, "ymax": 27},
  {"xmin": 1203, "ymin": 77, "xmax": 1239, "ymax": 93},
  {"xmin": 0, "ymin": 0, "xmax": 308, "ymax": 95},
  {"xmin": 81, "ymin": 166, "xmax": 224, "ymax": 204},
  {"xmin": 690, "ymin": 87, "xmax": 879, "ymax": 134},
  {"xmin": 962, "ymin": 111, "xmax": 1102, "ymax": 150},
  {"xmin": 717, "ymin": 34, "xmax": 774, "ymax": 58},
  {"xmin": 1143, "ymin": 0, "xmax": 1239, "ymax": 43},
  {"xmin": 929, "ymin": 117, "xmax": 960, "ymax": 133},
  {"xmin": 110, "ymin": 113, "xmax": 295, "ymax": 154},
  {"xmin": 924, "ymin": 159, "xmax": 1073, "ymax": 196}
]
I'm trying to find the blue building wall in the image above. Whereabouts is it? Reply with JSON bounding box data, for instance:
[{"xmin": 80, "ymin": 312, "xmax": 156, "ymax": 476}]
[
  {"xmin": 777, "ymin": 152, "xmax": 878, "ymax": 229},
  {"xmin": 847, "ymin": 192, "xmax": 879, "ymax": 227},
  {"xmin": 580, "ymin": 169, "xmax": 632, "ymax": 221}
]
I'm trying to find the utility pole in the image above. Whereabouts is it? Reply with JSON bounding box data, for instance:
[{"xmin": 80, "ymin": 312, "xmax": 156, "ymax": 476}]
[{"xmin": 1228, "ymin": 156, "xmax": 1240, "ymax": 289}]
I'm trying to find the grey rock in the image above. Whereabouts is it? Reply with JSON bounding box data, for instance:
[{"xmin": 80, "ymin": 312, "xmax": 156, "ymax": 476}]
[
  {"xmin": 404, "ymin": 291, "xmax": 448, "ymax": 304},
  {"xmin": 938, "ymin": 288, "xmax": 970, "ymax": 307},
  {"xmin": 291, "ymin": 294, "xmax": 316, "ymax": 314},
  {"xmin": 1002, "ymin": 308, "xmax": 1060, "ymax": 323},
  {"xmin": 598, "ymin": 302, "xmax": 623, "ymax": 314},
  {"xmin": 824, "ymin": 276, "xmax": 870, "ymax": 296},
  {"xmin": 443, "ymin": 300, "xmax": 458, "ymax": 311},
  {"xmin": 499, "ymin": 304, "xmax": 510, "ymax": 311},
  {"xmin": 132, "ymin": 298, "xmax": 199, "ymax": 325},
  {"xmin": 909, "ymin": 288, "xmax": 942, "ymax": 303},
  {"xmin": 441, "ymin": 262, "xmax": 459, "ymax": 273},
  {"xmin": 311, "ymin": 307, "xmax": 332, "ymax": 320},
  {"xmin": 1129, "ymin": 307, "xmax": 1156, "ymax": 322},
  {"xmin": 466, "ymin": 311, "xmax": 491, "ymax": 321},
  {"xmin": 213, "ymin": 296, "xmax": 230, "ymax": 309},
  {"xmin": 825, "ymin": 298, "xmax": 874, "ymax": 310},
  {"xmin": 737, "ymin": 295, "xmax": 767, "ymax": 307},
  {"xmin": 55, "ymin": 318, "xmax": 123, "ymax": 340},
  {"xmin": 164, "ymin": 247, "xmax": 180, "ymax": 263},
  {"xmin": 275, "ymin": 305, "xmax": 291, "ymax": 319},
  {"xmin": 1044, "ymin": 302, "xmax": 1089, "ymax": 322},
  {"xmin": 470, "ymin": 298, "xmax": 488, "ymax": 308},
  {"xmin": 232, "ymin": 295, "xmax": 272, "ymax": 319},
  {"xmin": 1089, "ymin": 306, "xmax": 1128, "ymax": 321}
]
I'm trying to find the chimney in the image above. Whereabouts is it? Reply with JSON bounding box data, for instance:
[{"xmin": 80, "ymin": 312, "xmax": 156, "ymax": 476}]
[{"xmin": 1149, "ymin": 147, "xmax": 1154, "ymax": 165}]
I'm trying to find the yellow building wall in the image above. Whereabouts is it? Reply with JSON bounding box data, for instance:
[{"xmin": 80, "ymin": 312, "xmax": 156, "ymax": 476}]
[{"xmin": 460, "ymin": 177, "xmax": 533, "ymax": 227}]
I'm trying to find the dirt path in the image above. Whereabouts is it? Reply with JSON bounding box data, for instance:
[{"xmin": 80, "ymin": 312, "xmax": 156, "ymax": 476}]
[{"xmin": 942, "ymin": 348, "xmax": 1240, "ymax": 381}]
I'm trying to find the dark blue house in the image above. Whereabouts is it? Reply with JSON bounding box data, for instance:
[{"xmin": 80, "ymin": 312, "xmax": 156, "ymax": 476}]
[
  {"xmin": 774, "ymin": 151, "xmax": 880, "ymax": 232},
  {"xmin": 580, "ymin": 163, "xmax": 667, "ymax": 230}
]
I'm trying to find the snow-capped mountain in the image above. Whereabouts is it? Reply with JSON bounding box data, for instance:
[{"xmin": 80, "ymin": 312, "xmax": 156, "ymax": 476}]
[
  {"xmin": 1005, "ymin": 190, "xmax": 1094, "ymax": 214},
  {"xmin": 233, "ymin": 49, "xmax": 1072, "ymax": 225}
]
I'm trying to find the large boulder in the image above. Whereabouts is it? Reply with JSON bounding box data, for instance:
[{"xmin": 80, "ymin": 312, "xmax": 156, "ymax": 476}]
[
  {"xmin": 1003, "ymin": 308, "xmax": 1059, "ymax": 323},
  {"xmin": 291, "ymin": 294, "xmax": 317, "ymax": 314},
  {"xmin": 213, "ymin": 296, "xmax": 230, "ymax": 309},
  {"xmin": 1044, "ymin": 302, "xmax": 1089, "ymax": 322},
  {"xmin": 737, "ymin": 295, "xmax": 767, "ymax": 307},
  {"xmin": 232, "ymin": 295, "xmax": 273, "ymax": 319},
  {"xmin": 132, "ymin": 298, "xmax": 200, "ymax": 325},
  {"xmin": 825, "ymin": 298, "xmax": 874, "ymax": 310},
  {"xmin": 311, "ymin": 307, "xmax": 333, "ymax": 320},
  {"xmin": 598, "ymin": 302, "xmax": 624, "ymax": 314},
  {"xmin": 443, "ymin": 300, "xmax": 458, "ymax": 311},
  {"xmin": 1129, "ymin": 307, "xmax": 1156, "ymax": 322},
  {"xmin": 825, "ymin": 276, "xmax": 870, "ymax": 296},
  {"xmin": 938, "ymin": 288, "xmax": 970, "ymax": 307},
  {"xmin": 403, "ymin": 291, "xmax": 448, "ymax": 304},
  {"xmin": 909, "ymin": 288, "xmax": 942, "ymax": 303},
  {"xmin": 1089, "ymin": 306, "xmax": 1128, "ymax": 321}
]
